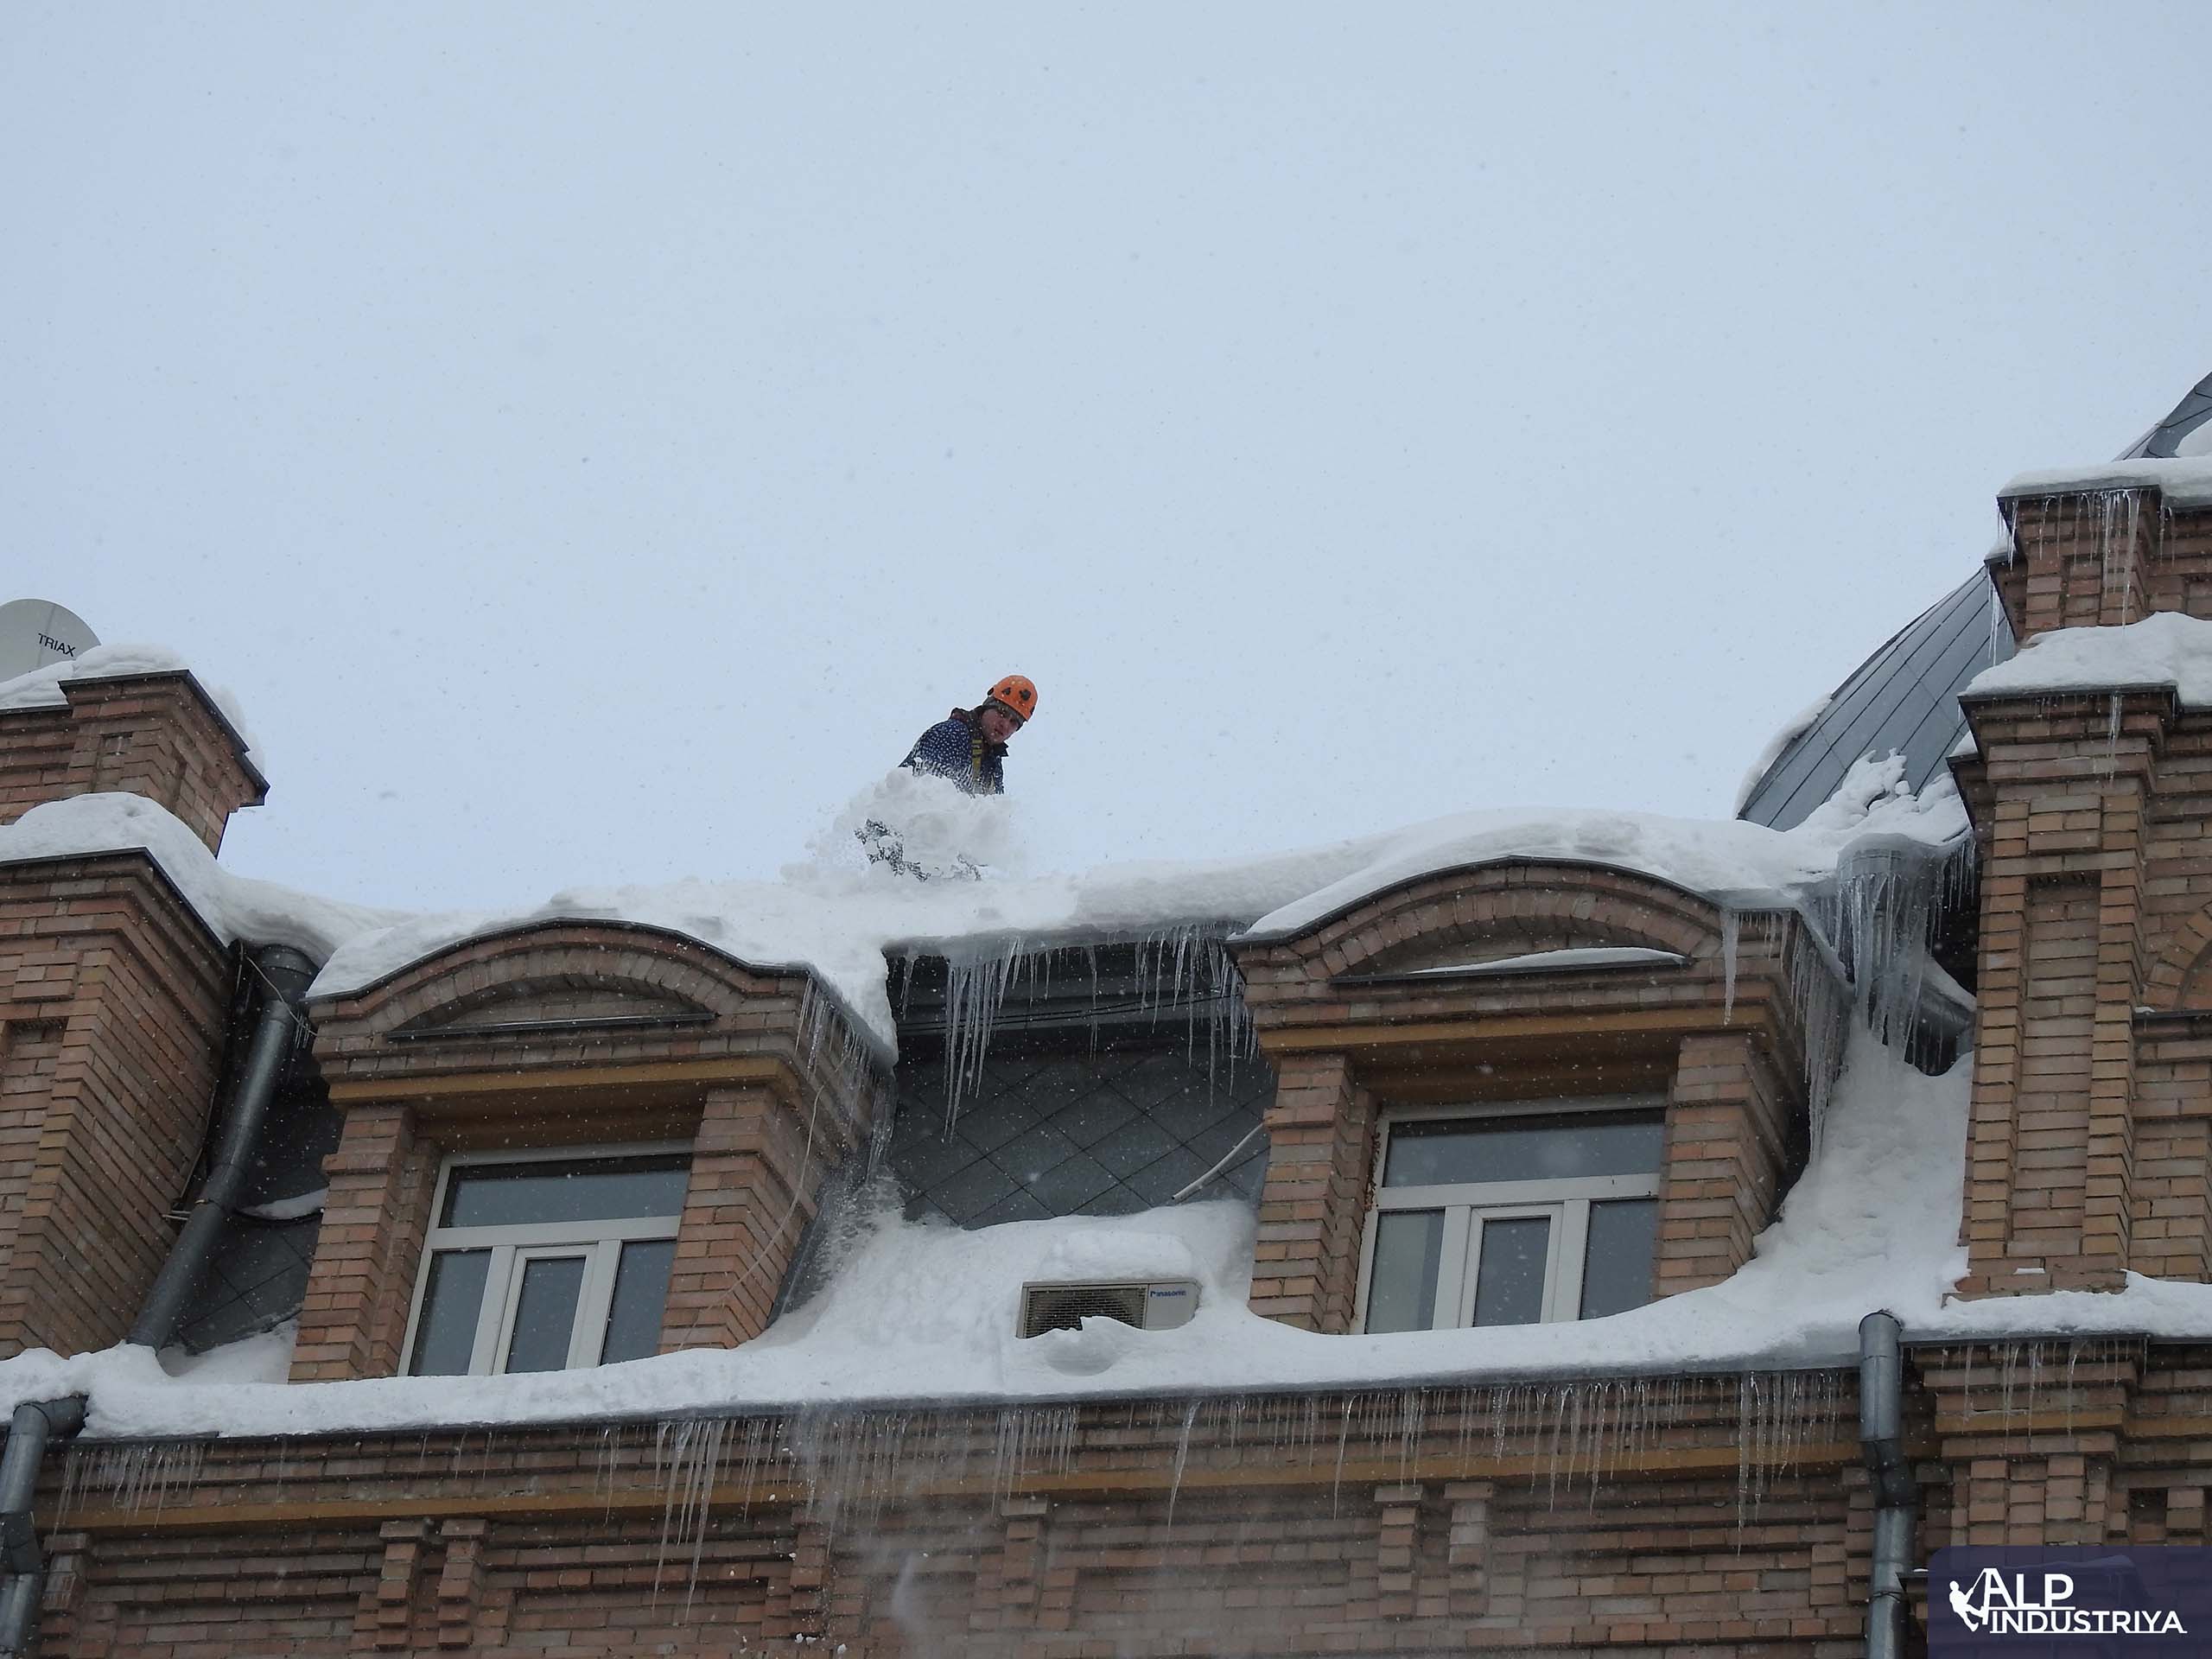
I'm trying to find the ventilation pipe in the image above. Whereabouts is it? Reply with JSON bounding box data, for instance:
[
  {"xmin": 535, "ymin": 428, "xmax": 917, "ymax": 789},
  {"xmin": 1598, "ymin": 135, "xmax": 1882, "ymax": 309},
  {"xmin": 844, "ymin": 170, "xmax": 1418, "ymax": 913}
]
[
  {"xmin": 127, "ymin": 942, "xmax": 318, "ymax": 1351},
  {"xmin": 1859, "ymin": 1310, "xmax": 1915, "ymax": 1659},
  {"xmin": 0, "ymin": 1395, "xmax": 87, "ymax": 1657}
]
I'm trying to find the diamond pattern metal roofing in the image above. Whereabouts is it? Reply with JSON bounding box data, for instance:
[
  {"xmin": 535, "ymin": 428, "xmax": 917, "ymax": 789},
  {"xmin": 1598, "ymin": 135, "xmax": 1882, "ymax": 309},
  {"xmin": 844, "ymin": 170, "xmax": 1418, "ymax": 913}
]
[{"xmin": 887, "ymin": 1043, "xmax": 1273, "ymax": 1226}]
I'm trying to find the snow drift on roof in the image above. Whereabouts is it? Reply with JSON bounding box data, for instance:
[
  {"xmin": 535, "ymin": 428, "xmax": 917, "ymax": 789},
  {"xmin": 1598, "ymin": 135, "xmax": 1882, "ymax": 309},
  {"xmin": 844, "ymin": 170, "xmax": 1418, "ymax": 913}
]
[
  {"xmin": 0, "ymin": 792, "xmax": 396, "ymax": 958},
  {"xmin": 1965, "ymin": 612, "xmax": 2212, "ymax": 708},
  {"xmin": 0, "ymin": 739, "xmax": 1966, "ymax": 1063},
  {"xmin": 0, "ymin": 641, "xmax": 265, "ymax": 771}
]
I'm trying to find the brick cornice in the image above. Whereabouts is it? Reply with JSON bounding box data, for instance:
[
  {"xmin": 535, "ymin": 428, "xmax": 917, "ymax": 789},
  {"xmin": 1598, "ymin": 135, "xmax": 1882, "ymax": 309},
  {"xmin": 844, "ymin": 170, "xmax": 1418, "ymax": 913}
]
[
  {"xmin": 0, "ymin": 849, "xmax": 233, "ymax": 1022},
  {"xmin": 54, "ymin": 669, "xmax": 269, "ymax": 799}
]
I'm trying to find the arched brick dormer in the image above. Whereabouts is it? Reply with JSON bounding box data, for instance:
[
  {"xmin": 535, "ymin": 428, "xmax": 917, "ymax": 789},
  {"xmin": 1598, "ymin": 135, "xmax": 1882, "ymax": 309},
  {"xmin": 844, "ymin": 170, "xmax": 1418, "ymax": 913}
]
[
  {"xmin": 294, "ymin": 920, "xmax": 887, "ymax": 1382},
  {"xmin": 1232, "ymin": 861, "xmax": 1837, "ymax": 1334}
]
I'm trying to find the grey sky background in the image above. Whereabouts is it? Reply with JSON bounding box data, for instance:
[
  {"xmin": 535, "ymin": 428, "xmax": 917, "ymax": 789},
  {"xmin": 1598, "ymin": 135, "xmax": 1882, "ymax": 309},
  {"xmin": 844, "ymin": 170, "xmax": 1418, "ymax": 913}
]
[{"xmin": 5, "ymin": 3, "xmax": 2208, "ymax": 913}]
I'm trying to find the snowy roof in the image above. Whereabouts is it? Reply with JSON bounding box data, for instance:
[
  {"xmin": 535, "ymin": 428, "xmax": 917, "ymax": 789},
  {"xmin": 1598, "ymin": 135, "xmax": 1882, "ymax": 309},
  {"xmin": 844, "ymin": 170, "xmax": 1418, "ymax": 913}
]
[
  {"xmin": 0, "ymin": 764, "xmax": 1967, "ymax": 1067},
  {"xmin": 1738, "ymin": 572, "xmax": 2012, "ymax": 832},
  {"xmin": 0, "ymin": 644, "xmax": 2171, "ymax": 1445}
]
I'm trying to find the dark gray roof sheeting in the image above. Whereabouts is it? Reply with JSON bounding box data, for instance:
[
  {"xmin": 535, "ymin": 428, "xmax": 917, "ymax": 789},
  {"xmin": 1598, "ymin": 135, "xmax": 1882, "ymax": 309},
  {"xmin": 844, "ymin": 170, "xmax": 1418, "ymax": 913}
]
[
  {"xmin": 2120, "ymin": 369, "xmax": 2212, "ymax": 459},
  {"xmin": 1738, "ymin": 571, "xmax": 2013, "ymax": 830}
]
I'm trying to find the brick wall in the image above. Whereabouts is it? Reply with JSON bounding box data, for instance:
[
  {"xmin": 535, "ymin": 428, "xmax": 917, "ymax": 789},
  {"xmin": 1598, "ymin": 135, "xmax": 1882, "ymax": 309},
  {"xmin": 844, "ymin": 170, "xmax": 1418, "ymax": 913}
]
[
  {"xmin": 661, "ymin": 1082, "xmax": 826, "ymax": 1351},
  {"xmin": 0, "ymin": 671, "xmax": 264, "ymax": 854},
  {"xmin": 1993, "ymin": 488, "xmax": 2212, "ymax": 645},
  {"xmin": 296, "ymin": 922, "xmax": 887, "ymax": 1379},
  {"xmin": 1247, "ymin": 1052, "xmax": 1374, "ymax": 1330},
  {"xmin": 0, "ymin": 855, "xmax": 232, "ymax": 1357},
  {"xmin": 36, "ymin": 1368, "xmax": 1874, "ymax": 1657},
  {"xmin": 35, "ymin": 1337, "xmax": 2212, "ymax": 1656},
  {"xmin": 1235, "ymin": 863, "xmax": 1830, "ymax": 1331},
  {"xmin": 1656, "ymin": 1032, "xmax": 1796, "ymax": 1295}
]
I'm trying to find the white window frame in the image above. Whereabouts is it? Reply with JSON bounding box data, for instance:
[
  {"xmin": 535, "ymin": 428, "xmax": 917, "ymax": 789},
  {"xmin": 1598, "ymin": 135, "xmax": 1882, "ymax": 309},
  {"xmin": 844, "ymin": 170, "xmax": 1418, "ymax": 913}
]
[
  {"xmin": 1353, "ymin": 1097, "xmax": 1665, "ymax": 1333},
  {"xmin": 401, "ymin": 1141, "xmax": 690, "ymax": 1377}
]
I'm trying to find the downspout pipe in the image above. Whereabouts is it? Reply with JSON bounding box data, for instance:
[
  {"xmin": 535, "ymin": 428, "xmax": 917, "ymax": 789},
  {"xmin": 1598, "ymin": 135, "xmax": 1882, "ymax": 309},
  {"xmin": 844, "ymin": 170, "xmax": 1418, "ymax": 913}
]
[
  {"xmin": 1859, "ymin": 1310, "xmax": 1916, "ymax": 1659},
  {"xmin": 126, "ymin": 943, "xmax": 318, "ymax": 1351},
  {"xmin": 0, "ymin": 1395, "xmax": 88, "ymax": 1657}
]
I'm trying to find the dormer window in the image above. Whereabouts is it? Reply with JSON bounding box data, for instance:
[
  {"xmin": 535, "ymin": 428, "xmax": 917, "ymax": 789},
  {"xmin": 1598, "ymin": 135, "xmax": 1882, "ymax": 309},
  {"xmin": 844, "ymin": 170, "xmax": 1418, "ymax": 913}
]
[
  {"xmin": 404, "ymin": 1147, "xmax": 690, "ymax": 1376},
  {"xmin": 1357, "ymin": 1102, "xmax": 1664, "ymax": 1333}
]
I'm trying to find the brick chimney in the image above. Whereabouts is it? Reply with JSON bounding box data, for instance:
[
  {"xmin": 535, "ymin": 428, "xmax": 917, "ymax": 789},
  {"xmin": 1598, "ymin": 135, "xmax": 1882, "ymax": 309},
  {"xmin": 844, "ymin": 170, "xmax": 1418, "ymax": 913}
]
[
  {"xmin": 1955, "ymin": 480, "xmax": 2212, "ymax": 1295},
  {"xmin": 0, "ymin": 669, "xmax": 267, "ymax": 853}
]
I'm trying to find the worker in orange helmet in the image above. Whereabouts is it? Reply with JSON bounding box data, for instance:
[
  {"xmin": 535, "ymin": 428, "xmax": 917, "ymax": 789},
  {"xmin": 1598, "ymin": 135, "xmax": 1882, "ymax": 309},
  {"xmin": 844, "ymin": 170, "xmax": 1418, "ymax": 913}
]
[{"xmin": 899, "ymin": 675, "xmax": 1037, "ymax": 797}]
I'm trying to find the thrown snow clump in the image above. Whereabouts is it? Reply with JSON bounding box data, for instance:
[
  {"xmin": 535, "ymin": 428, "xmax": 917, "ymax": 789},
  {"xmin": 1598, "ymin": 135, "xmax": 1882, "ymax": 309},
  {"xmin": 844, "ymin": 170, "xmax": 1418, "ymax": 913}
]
[{"xmin": 811, "ymin": 767, "xmax": 1027, "ymax": 881}]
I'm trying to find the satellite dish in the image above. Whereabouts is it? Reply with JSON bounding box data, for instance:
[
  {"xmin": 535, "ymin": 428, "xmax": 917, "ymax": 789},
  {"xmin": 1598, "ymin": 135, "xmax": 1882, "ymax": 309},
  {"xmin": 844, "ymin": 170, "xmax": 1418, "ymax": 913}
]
[{"xmin": 0, "ymin": 600, "xmax": 100, "ymax": 683}]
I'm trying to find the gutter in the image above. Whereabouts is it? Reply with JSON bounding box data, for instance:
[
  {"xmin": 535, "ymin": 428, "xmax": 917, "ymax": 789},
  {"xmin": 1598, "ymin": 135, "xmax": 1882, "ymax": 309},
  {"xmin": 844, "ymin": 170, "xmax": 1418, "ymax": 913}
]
[
  {"xmin": 1859, "ymin": 1311, "xmax": 1915, "ymax": 1659},
  {"xmin": 0, "ymin": 1396, "xmax": 87, "ymax": 1657},
  {"xmin": 127, "ymin": 943, "xmax": 318, "ymax": 1351}
]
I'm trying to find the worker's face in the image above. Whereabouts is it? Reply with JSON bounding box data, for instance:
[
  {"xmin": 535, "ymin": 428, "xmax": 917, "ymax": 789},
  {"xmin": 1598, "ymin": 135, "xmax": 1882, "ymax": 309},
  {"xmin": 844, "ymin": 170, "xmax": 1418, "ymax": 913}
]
[{"xmin": 977, "ymin": 704, "xmax": 1022, "ymax": 743}]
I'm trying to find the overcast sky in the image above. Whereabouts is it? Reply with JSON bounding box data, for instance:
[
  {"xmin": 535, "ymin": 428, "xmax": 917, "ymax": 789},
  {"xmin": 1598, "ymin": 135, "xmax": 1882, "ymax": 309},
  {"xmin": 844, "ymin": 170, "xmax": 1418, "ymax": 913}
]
[{"xmin": 5, "ymin": 3, "xmax": 2208, "ymax": 913}]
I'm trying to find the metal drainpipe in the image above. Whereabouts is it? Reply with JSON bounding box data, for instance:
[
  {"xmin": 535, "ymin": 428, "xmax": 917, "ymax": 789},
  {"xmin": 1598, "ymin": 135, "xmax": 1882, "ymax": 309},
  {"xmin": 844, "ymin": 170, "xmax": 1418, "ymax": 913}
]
[
  {"xmin": 0, "ymin": 1395, "xmax": 88, "ymax": 1657},
  {"xmin": 1859, "ymin": 1310, "xmax": 1916, "ymax": 1659},
  {"xmin": 126, "ymin": 942, "xmax": 319, "ymax": 1351}
]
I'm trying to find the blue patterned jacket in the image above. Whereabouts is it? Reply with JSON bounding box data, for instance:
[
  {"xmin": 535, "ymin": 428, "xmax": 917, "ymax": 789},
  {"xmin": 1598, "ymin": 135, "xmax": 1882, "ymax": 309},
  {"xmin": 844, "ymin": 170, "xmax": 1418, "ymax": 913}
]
[{"xmin": 901, "ymin": 709, "xmax": 1006, "ymax": 796}]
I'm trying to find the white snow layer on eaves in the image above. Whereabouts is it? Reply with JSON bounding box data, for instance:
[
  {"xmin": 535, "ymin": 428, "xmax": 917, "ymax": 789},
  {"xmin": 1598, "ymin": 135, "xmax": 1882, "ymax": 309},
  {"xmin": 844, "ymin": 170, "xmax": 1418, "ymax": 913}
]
[
  {"xmin": 0, "ymin": 793, "xmax": 397, "ymax": 960},
  {"xmin": 1965, "ymin": 612, "xmax": 2212, "ymax": 708},
  {"xmin": 2000, "ymin": 453, "xmax": 2212, "ymax": 508},
  {"xmin": 0, "ymin": 642, "xmax": 266, "ymax": 772}
]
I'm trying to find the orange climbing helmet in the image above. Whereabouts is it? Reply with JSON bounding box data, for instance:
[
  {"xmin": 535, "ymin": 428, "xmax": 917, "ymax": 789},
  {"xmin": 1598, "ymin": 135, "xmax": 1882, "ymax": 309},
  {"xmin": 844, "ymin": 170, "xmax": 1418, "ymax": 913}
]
[{"xmin": 985, "ymin": 674, "xmax": 1039, "ymax": 723}]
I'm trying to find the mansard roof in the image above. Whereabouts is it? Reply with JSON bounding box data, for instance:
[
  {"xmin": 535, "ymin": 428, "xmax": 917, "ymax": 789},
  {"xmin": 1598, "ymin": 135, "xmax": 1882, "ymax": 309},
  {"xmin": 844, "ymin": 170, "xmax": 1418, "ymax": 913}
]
[{"xmin": 1738, "ymin": 571, "xmax": 2011, "ymax": 832}]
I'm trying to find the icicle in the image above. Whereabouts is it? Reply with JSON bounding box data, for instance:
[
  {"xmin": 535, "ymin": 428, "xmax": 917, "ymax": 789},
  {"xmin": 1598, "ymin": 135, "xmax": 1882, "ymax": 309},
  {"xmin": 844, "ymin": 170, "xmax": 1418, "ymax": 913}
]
[
  {"xmin": 1719, "ymin": 909, "xmax": 1740, "ymax": 1022},
  {"xmin": 58, "ymin": 1440, "xmax": 207, "ymax": 1519},
  {"xmin": 1988, "ymin": 564, "xmax": 2006, "ymax": 664},
  {"xmin": 1163, "ymin": 1399, "xmax": 1199, "ymax": 1534},
  {"xmin": 935, "ymin": 942, "xmax": 1025, "ymax": 1127},
  {"xmin": 2090, "ymin": 488, "xmax": 2144, "ymax": 625},
  {"xmin": 653, "ymin": 1419, "xmax": 720, "ymax": 1610}
]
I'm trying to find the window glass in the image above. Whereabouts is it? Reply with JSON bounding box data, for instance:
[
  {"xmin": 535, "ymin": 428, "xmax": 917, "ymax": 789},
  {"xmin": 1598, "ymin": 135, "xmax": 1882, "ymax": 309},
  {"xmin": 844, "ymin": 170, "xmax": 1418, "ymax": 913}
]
[
  {"xmin": 409, "ymin": 1249, "xmax": 491, "ymax": 1376},
  {"xmin": 442, "ymin": 1154, "xmax": 690, "ymax": 1228},
  {"xmin": 503, "ymin": 1255, "xmax": 588, "ymax": 1373},
  {"xmin": 1580, "ymin": 1198, "xmax": 1660, "ymax": 1318},
  {"xmin": 1365, "ymin": 1210, "xmax": 1445, "ymax": 1334},
  {"xmin": 1383, "ymin": 1111, "xmax": 1662, "ymax": 1186},
  {"xmin": 601, "ymin": 1238, "xmax": 678, "ymax": 1364},
  {"xmin": 1471, "ymin": 1216, "xmax": 1551, "ymax": 1325},
  {"xmin": 408, "ymin": 1148, "xmax": 691, "ymax": 1377}
]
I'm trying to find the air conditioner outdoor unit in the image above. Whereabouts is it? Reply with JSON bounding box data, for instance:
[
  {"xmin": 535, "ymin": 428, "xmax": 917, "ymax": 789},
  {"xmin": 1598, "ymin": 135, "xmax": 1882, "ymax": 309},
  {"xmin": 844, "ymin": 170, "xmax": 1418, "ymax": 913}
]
[{"xmin": 1017, "ymin": 1280, "xmax": 1199, "ymax": 1340}]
